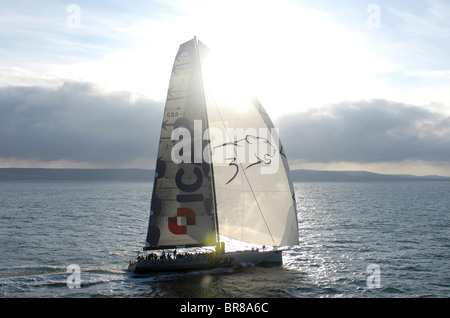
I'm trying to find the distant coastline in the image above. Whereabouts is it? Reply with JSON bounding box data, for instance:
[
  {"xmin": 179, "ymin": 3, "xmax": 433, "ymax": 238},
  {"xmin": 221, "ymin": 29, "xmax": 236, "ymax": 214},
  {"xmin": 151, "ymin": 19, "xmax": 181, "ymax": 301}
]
[
  {"xmin": 1, "ymin": 168, "xmax": 449, "ymax": 182},
  {"xmin": 0, "ymin": 168, "xmax": 152, "ymax": 181}
]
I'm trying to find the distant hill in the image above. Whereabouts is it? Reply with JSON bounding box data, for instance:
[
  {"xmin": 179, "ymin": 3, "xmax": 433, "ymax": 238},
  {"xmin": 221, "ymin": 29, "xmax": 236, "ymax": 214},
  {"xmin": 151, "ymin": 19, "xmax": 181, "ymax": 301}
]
[
  {"xmin": 290, "ymin": 169, "xmax": 450, "ymax": 182},
  {"xmin": 0, "ymin": 168, "xmax": 154, "ymax": 181},
  {"xmin": 0, "ymin": 168, "xmax": 449, "ymax": 182}
]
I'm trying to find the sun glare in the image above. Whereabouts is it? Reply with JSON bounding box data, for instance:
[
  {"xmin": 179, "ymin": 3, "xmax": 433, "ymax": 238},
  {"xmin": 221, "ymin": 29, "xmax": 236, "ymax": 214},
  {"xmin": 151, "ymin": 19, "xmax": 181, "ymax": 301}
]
[
  {"xmin": 202, "ymin": 50, "xmax": 253, "ymax": 114},
  {"xmin": 194, "ymin": 0, "xmax": 391, "ymax": 117}
]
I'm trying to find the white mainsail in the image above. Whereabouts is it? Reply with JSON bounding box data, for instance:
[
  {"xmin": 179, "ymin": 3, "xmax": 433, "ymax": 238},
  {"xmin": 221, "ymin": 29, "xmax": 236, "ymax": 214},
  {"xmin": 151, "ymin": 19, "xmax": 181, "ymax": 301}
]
[{"xmin": 145, "ymin": 38, "xmax": 298, "ymax": 250}]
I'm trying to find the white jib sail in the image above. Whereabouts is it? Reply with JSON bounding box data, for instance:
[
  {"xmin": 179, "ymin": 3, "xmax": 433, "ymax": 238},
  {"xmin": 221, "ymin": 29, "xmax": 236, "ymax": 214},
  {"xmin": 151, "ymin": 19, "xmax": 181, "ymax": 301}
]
[{"xmin": 197, "ymin": 40, "xmax": 299, "ymax": 247}]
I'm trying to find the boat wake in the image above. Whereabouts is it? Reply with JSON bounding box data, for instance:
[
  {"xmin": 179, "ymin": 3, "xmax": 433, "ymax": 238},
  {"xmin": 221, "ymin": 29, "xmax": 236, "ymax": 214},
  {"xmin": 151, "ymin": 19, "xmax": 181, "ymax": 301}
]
[
  {"xmin": 0, "ymin": 263, "xmax": 237, "ymax": 293},
  {"xmin": 0, "ymin": 265, "xmax": 128, "ymax": 290}
]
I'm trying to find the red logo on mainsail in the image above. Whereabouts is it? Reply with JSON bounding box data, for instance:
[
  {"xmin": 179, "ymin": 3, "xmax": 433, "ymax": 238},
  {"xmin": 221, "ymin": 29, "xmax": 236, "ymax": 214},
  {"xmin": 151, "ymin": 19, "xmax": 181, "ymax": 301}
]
[{"xmin": 168, "ymin": 208, "xmax": 196, "ymax": 235}]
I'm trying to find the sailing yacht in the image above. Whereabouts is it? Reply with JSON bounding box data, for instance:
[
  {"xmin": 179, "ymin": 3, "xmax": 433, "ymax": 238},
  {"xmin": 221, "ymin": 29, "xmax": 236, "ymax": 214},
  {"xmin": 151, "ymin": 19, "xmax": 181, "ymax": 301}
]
[{"xmin": 128, "ymin": 38, "xmax": 298, "ymax": 273}]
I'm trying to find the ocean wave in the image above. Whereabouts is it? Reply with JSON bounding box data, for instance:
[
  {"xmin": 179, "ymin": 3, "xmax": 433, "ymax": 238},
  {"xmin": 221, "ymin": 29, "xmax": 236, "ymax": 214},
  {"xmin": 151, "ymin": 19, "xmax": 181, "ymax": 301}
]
[
  {"xmin": 0, "ymin": 265, "xmax": 128, "ymax": 290},
  {"xmin": 1, "ymin": 264, "xmax": 233, "ymax": 291},
  {"xmin": 0, "ymin": 265, "xmax": 65, "ymax": 278}
]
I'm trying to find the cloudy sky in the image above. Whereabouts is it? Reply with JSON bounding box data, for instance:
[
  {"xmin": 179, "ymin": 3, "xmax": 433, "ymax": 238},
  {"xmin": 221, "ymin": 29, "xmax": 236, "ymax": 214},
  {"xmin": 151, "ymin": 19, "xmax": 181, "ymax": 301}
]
[{"xmin": 1, "ymin": 0, "xmax": 449, "ymax": 176}]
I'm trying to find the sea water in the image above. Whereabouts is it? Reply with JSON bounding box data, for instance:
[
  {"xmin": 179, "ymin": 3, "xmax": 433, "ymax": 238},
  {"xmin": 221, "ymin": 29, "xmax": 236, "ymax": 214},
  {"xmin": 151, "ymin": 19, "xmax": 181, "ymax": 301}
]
[{"xmin": 0, "ymin": 180, "xmax": 449, "ymax": 298}]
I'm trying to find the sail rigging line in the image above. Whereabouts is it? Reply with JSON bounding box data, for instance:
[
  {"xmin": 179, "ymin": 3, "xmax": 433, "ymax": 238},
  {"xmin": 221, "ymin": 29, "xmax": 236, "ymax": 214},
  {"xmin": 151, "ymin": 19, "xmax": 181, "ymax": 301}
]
[
  {"xmin": 194, "ymin": 38, "xmax": 221, "ymax": 247},
  {"xmin": 201, "ymin": 74, "xmax": 276, "ymax": 246}
]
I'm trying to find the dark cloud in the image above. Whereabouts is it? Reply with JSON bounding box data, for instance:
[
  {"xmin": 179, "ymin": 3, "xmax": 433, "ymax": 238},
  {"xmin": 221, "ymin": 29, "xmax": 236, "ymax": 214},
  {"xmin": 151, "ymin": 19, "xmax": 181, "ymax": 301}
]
[
  {"xmin": 0, "ymin": 81, "xmax": 163, "ymax": 165},
  {"xmin": 275, "ymin": 99, "xmax": 450, "ymax": 163},
  {"xmin": 1, "ymin": 85, "xmax": 449, "ymax": 168}
]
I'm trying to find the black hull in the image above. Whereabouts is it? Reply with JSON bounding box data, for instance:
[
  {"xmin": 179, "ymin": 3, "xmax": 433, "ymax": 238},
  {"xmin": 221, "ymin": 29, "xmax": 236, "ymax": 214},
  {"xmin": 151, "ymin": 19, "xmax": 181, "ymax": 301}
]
[{"xmin": 128, "ymin": 250, "xmax": 282, "ymax": 273}]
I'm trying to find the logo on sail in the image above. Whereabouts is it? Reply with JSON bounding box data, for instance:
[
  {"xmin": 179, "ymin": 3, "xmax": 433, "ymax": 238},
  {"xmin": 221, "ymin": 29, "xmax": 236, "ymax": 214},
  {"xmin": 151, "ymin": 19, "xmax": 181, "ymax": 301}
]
[
  {"xmin": 168, "ymin": 207, "xmax": 196, "ymax": 235},
  {"xmin": 213, "ymin": 135, "xmax": 278, "ymax": 184},
  {"xmin": 171, "ymin": 120, "xmax": 281, "ymax": 179}
]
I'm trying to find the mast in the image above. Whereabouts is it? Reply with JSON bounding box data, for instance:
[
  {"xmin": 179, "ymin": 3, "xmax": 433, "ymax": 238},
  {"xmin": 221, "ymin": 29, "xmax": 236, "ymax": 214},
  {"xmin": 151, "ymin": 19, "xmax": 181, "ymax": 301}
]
[{"xmin": 194, "ymin": 37, "xmax": 221, "ymax": 247}]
